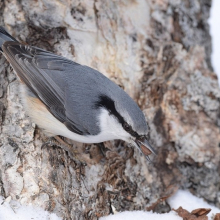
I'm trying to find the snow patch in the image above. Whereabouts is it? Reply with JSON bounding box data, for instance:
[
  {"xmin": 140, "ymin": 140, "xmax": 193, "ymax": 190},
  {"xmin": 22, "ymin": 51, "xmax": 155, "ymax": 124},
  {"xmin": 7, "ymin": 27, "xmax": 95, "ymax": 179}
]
[
  {"xmin": 168, "ymin": 190, "xmax": 220, "ymax": 218},
  {"xmin": 0, "ymin": 196, "xmax": 61, "ymax": 220},
  {"xmin": 100, "ymin": 210, "xmax": 182, "ymax": 220},
  {"xmin": 101, "ymin": 190, "xmax": 220, "ymax": 220},
  {"xmin": 209, "ymin": 0, "xmax": 220, "ymax": 85}
]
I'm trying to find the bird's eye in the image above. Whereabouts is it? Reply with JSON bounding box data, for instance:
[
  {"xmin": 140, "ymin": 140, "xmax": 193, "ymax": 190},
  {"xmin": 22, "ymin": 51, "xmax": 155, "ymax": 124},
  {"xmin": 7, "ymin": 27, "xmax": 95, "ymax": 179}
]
[
  {"xmin": 139, "ymin": 135, "xmax": 145, "ymax": 142},
  {"xmin": 123, "ymin": 122, "xmax": 131, "ymax": 132}
]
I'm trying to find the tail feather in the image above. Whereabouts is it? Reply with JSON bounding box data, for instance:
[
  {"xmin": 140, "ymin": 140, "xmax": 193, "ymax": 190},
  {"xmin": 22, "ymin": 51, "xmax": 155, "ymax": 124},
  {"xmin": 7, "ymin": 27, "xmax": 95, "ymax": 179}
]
[{"xmin": 0, "ymin": 27, "xmax": 17, "ymax": 51}]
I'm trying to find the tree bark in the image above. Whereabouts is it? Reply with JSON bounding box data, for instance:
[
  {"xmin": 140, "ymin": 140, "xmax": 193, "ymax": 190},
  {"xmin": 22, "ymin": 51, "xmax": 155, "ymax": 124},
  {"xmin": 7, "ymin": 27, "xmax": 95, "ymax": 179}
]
[{"xmin": 0, "ymin": 0, "xmax": 219, "ymax": 219}]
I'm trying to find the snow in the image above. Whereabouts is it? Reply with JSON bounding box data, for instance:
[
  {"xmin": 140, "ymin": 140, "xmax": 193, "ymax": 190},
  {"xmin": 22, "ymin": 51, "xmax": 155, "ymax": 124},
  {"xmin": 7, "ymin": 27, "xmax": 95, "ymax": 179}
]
[
  {"xmin": 209, "ymin": 0, "xmax": 220, "ymax": 85},
  {"xmin": 168, "ymin": 190, "xmax": 220, "ymax": 219},
  {"xmin": 101, "ymin": 190, "xmax": 220, "ymax": 220},
  {"xmin": 1, "ymin": 190, "xmax": 219, "ymax": 220},
  {"xmin": 99, "ymin": 210, "xmax": 182, "ymax": 220},
  {"xmin": 0, "ymin": 196, "xmax": 61, "ymax": 220}
]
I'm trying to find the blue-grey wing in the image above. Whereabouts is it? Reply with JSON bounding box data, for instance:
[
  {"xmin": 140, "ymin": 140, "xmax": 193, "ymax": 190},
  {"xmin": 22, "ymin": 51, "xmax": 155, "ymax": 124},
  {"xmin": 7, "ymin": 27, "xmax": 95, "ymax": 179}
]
[{"xmin": 2, "ymin": 41, "xmax": 89, "ymax": 135}]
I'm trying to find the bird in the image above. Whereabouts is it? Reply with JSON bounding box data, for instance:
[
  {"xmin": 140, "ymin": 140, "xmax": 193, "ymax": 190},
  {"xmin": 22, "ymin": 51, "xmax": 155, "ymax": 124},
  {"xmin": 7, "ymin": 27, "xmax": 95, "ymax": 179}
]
[{"xmin": 0, "ymin": 26, "xmax": 156, "ymax": 161}]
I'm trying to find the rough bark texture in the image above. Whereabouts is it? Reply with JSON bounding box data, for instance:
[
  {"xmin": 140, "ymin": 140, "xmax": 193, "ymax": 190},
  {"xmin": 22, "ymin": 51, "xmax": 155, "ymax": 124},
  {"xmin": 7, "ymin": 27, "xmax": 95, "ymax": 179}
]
[{"xmin": 0, "ymin": 0, "xmax": 219, "ymax": 219}]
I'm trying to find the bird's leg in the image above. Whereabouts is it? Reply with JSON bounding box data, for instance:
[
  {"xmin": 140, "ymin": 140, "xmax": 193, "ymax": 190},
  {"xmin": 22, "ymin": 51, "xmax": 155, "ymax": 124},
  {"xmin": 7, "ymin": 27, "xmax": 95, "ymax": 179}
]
[
  {"xmin": 42, "ymin": 136, "xmax": 86, "ymax": 166},
  {"xmin": 54, "ymin": 136, "xmax": 78, "ymax": 156},
  {"xmin": 96, "ymin": 142, "xmax": 109, "ymax": 157}
]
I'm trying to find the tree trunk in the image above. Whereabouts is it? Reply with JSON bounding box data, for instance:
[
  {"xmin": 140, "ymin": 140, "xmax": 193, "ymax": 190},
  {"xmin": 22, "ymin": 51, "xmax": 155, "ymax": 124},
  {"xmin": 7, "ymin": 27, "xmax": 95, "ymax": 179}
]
[{"xmin": 0, "ymin": 0, "xmax": 219, "ymax": 219}]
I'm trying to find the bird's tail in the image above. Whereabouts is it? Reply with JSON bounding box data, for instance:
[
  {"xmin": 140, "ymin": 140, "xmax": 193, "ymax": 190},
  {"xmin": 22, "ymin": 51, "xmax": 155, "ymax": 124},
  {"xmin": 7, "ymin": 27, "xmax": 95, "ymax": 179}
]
[{"xmin": 0, "ymin": 27, "xmax": 17, "ymax": 51}]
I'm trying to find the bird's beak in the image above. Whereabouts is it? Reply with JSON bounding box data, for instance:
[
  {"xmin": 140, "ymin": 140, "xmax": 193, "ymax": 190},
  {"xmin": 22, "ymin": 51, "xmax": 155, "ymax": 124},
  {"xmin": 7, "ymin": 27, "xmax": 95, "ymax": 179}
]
[{"xmin": 135, "ymin": 137, "xmax": 156, "ymax": 161}]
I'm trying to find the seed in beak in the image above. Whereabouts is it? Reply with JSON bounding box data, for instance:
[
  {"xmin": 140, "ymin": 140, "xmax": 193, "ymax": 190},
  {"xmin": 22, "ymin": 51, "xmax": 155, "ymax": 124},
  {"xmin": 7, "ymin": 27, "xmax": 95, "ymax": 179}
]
[{"xmin": 140, "ymin": 144, "xmax": 152, "ymax": 156}]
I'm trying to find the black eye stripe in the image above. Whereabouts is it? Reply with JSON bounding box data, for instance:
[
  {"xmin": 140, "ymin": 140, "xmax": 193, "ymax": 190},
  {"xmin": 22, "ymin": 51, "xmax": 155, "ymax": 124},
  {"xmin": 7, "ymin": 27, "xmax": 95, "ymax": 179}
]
[
  {"xmin": 95, "ymin": 95, "xmax": 139, "ymax": 138},
  {"xmin": 123, "ymin": 122, "xmax": 131, "ymax": 131},
  {"xmin": 95, "ymin": 95, "xmax": 124, "ymax": 124}
]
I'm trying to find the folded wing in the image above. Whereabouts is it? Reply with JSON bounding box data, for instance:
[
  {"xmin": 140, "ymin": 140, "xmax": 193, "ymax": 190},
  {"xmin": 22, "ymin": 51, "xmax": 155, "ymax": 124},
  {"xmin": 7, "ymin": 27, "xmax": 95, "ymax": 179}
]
[{"xmin": 2, "ymin": 41, "xmax": 86, "ymax": 135}]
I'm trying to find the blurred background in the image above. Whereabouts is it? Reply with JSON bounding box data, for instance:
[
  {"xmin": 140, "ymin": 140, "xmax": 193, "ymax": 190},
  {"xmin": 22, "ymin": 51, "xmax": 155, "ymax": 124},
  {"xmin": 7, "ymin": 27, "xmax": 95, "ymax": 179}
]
[{"xmin": 209, "ymin": 0, "xmax": 220, "ymax": 85}]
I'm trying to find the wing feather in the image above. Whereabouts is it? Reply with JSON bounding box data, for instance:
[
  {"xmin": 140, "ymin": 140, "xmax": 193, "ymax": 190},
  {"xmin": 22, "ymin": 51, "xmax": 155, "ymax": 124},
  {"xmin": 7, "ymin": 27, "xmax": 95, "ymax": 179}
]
[{"xmin": 2, "ymin": 41, "xmax": 85, "ymax": 135}]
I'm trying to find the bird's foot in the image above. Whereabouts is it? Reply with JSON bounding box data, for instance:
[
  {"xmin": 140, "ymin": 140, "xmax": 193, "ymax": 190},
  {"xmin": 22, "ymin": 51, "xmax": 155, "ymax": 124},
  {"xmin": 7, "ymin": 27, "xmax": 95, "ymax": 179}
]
[
  {"xmin": 41, "ymin": 136, "xmax": 86, "ymax": 167},
  {"xmin": 96, "ymin": 142, "xmax": 109, "ymax": 157}
]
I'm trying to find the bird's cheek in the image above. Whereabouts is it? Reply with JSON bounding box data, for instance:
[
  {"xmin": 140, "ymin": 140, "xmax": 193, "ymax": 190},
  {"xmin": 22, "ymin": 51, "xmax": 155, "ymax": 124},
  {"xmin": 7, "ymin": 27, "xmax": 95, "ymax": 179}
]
[
  {"xmin": 98, "ymin": 108, "xmax": 131, "ymax": 141},
  {"xmin": 114, "ymin": 128, "xmax": 132, "ymax": 142}
]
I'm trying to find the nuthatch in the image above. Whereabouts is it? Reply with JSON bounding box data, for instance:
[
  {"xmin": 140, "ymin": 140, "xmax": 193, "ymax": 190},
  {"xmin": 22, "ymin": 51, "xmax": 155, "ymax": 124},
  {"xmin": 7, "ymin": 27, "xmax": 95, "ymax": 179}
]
[{"xmin": 0, "ymin": 27, "xmax": 156, "ymax": 160}]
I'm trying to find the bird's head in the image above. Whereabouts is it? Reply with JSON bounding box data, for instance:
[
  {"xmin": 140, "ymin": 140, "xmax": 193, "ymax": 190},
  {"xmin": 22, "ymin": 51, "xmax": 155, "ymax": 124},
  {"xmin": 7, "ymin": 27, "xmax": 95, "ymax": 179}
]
[{"xmin": 95, "ymin": 94, "xmax": 156, "ymax": 160}]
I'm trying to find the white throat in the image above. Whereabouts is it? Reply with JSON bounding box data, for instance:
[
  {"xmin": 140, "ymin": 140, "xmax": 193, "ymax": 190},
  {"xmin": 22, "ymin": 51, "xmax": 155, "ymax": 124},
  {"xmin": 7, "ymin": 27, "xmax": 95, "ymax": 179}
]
[{"xmin": 95, "ymin": 108, "xmax": 131, "ymax": 142}]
